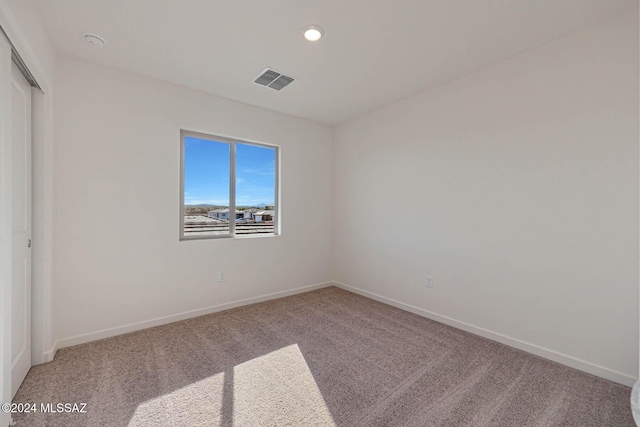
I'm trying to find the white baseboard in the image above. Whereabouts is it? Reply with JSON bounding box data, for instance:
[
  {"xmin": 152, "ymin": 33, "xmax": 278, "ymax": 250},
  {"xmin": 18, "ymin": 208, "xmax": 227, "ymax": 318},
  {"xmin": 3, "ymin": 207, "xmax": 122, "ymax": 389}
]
[
  {"xmin": 41, "ymin": 348, "xmax": 55, "ymax": 363},
  {"xmin": 46, "ymin": 281, "xmax": 333, "ymax": 359},
  {"xmin": 333, "ymin": 281, "xmax": 637, "ymax": 387}
]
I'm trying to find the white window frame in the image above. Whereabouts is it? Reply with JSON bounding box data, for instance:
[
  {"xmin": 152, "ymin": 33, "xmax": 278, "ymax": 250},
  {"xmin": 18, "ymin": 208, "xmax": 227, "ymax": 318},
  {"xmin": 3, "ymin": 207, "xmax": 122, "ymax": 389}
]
[{"xmin": 180, "ymin": 129, "xmax": 279, "ymax": 240}]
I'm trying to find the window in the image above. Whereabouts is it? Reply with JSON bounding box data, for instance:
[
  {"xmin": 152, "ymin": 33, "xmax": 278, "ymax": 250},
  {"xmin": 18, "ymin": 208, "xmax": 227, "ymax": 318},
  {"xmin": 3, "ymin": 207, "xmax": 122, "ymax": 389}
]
[{"xmin": 180, "ymin": 130, "xmax": 279, "ymax": 240}]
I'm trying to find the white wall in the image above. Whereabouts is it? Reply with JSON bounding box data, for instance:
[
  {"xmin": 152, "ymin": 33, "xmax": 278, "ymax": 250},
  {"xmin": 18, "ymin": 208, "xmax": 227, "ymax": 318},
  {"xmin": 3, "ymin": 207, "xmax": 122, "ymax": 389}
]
[
  {"xmin": 334, "ymin": 12, "xmax": 639, "ymax": 385},
  {"xmin": 53, "ymin": 56, "xmax": 333, "ymax": 346}
]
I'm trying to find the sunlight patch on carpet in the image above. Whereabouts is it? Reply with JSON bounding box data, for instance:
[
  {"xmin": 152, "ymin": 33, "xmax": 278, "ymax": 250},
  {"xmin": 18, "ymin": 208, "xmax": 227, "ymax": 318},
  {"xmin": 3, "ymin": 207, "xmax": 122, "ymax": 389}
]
[
  {"xmin": 233, "ymin": 344, "xmax": 336, "ymax": 426},
  {"xmin": 128, "ymin": 372, "xmax": 225, "ymax": 426},
  {"xmin": 127, "ymin": 344, "xmax": 334, "ymax": 426}
]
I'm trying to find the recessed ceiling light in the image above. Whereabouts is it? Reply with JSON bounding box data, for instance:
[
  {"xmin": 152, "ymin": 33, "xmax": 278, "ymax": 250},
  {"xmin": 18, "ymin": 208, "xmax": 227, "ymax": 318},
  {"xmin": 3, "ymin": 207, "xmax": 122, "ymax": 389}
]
[
  {"xmin": 303, "ymin": 25, "xmax": 324, "ymax": 42},
  {"xmin": 83, "ymin": 33, "xmax": 106, "ymax": 48}
]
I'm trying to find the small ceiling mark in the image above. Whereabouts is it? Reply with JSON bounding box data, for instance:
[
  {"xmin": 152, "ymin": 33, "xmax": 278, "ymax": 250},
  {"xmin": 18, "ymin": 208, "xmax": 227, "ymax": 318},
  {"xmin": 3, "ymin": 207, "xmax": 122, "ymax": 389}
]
[{"xmin": 83, "ymin": 33, "xmax": 106, "ymax": 48}]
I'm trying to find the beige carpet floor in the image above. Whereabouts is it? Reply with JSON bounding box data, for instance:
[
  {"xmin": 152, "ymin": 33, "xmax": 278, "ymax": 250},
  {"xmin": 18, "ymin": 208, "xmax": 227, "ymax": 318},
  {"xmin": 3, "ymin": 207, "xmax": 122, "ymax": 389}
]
[{"xmin": 12, "ymin": 286, "xmax": 634, "ymax": 426}]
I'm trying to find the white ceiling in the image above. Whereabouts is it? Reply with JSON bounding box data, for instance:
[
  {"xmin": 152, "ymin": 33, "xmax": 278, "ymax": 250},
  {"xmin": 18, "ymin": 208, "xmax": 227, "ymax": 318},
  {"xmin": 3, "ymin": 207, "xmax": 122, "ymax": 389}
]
[{"xmin": 35, "ymin": 0, "xmax": 637, "ymax": 125}]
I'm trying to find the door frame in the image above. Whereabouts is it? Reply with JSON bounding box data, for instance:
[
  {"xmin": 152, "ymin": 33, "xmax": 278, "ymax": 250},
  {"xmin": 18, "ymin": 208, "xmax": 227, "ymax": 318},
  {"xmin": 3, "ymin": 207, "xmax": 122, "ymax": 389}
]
[{"xmin": 0, "ymin": 2, "xmax": 54, "ymax": 423}]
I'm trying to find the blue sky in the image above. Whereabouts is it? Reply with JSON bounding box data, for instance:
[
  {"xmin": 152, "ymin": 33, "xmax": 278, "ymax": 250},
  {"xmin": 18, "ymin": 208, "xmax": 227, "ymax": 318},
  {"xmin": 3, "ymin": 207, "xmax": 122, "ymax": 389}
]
[{"xmin": 184, "ymin": 136, "xmax": 275, "ymax": 206}]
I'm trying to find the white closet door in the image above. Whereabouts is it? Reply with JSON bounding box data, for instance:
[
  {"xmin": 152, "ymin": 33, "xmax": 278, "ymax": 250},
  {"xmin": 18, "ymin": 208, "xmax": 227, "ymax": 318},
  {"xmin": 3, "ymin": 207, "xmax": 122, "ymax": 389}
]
[{"xmin": 10, "ymin": 59, "xmax": 31, "ymax": 398}]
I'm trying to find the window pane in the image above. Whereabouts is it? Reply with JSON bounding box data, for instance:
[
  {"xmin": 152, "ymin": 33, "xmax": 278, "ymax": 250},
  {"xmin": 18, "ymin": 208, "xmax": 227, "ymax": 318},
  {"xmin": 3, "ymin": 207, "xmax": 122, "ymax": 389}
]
[
  {"xmin": 183, "ymin": 136, "xmax": 231, "ymax": 237},
  {"xmin": 235, "ymin": 143, "xmax": 276, "ymax": 236}
]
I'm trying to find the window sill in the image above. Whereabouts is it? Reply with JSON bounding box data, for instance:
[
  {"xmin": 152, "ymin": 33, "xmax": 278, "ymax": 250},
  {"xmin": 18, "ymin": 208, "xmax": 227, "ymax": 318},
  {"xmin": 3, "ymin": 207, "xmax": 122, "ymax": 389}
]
[{"xmin": 180, "ymin": 233, "xmax": 280, "ymax": 241}]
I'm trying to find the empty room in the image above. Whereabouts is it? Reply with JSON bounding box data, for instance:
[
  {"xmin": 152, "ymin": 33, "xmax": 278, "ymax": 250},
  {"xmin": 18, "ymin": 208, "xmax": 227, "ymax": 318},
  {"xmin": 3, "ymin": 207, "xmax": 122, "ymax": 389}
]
[{"xmin": 0, "ymin": 0, "xmax": 638, "ymax": 426}]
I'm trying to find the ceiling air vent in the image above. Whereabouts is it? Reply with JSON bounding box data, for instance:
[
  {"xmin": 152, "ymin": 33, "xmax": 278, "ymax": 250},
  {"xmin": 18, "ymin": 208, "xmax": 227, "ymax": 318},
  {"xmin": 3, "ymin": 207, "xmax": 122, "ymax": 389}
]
[{"xmin": 253, "ymin": 68, "xmax": 294, "ymax": 91}]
